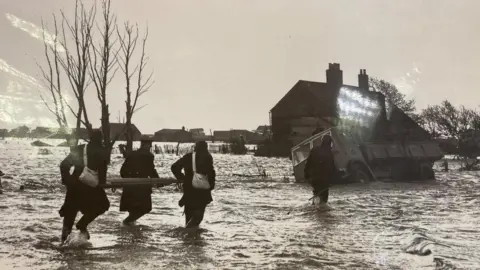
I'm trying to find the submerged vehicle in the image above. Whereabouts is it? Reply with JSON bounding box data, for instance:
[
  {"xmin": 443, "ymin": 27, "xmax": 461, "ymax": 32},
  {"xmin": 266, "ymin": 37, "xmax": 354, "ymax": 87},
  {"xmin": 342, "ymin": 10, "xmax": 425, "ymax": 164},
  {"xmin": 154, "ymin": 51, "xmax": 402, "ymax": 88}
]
[{"xmin": 291, "ymin": 127, "xmax": 444, "ymax": 183}]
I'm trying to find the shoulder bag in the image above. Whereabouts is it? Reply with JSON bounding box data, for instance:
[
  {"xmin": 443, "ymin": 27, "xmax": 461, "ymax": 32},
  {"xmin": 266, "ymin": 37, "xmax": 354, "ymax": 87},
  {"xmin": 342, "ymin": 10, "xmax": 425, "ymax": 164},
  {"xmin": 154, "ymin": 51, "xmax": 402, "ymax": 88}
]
[
  {"xmin": 191, "ymin": 152, "xmax": 210, "ymax": 190},
  {"xmin": 79, "ymin": 145, "xmax": 99, "ymax": 188}
]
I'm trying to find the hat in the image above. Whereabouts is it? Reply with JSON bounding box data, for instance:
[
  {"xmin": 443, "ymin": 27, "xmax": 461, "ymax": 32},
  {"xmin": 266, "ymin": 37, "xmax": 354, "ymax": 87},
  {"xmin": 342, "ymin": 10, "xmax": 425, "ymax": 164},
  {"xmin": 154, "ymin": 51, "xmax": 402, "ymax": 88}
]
[{"xmin": 90, "ymin": 129, "xmax": 103, "ymax": 144}]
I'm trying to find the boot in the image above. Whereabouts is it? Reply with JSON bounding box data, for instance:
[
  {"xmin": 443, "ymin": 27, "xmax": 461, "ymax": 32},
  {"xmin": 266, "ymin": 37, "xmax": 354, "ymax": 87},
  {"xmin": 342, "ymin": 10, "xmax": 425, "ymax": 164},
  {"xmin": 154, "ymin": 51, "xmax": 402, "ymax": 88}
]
[
  {"xmin": 76, "ymin": 224, "xmax": 90, "ymax": 240},
  {"xmin": 122, "ymin": 219, "xmax": 135, "ymax": 226},
  {"xmin": 123, "ymin": 211, "xmax": 144, "ymax": 225},
  {"xmin": 61, "ymin": 227, "xmax": 71, "ymax": 243}
]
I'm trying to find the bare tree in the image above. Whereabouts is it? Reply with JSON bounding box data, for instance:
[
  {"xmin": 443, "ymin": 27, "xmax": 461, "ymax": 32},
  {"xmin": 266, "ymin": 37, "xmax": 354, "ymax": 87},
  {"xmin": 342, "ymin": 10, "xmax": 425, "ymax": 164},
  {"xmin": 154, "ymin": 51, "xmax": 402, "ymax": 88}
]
[
  {"xmin": 88, "ymin": 0, "xmax": 119, "ymax": 157},
  {"xmin": 59, "ymin": 0, "xmax": 96, "ymax": 135},
  {"xmin": 421, "ymin": 101, "xmax": 478, "ymax": 140},
  {"xmin": 37, "ymin": 0, "xmax": 96, "ymax": 145},
  {"xmin": 117, "ymin": 22, "xmax": 153, "ymax": 155},
  {"xmin": 417, "ymin": 106, "xmax": 440, "ymax": 137},
  {"xmin": 369, "ymin": 77, "xmax": 420, "ymax": 122},
  {"xmin": 38, "ymin": 15, "xmax": 69, "ymax": 132},
  {"xmin": 420, "ymin": 100, "xmax": 480, "ymax": 170}
]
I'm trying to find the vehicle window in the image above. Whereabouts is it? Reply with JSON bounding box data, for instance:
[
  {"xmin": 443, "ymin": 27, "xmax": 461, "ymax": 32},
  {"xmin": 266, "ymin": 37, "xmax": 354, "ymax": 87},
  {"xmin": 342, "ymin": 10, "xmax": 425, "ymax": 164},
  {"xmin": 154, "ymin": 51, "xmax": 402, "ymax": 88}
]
[
  {"xmin": 312, "ymin": 133, "xmax": 332, "ymax": 147},
  {"xmin": 292, "ymin": 143, "xmax": 311, "ymax": 166}
]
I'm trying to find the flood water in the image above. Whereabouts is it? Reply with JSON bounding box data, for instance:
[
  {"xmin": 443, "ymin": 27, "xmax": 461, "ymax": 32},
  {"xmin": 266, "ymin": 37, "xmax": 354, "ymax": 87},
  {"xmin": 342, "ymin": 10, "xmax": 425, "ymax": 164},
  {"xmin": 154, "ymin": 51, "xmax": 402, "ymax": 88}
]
[{"xmin": 0, "ymin": 139, "xmax": 479, "ymax": 269}]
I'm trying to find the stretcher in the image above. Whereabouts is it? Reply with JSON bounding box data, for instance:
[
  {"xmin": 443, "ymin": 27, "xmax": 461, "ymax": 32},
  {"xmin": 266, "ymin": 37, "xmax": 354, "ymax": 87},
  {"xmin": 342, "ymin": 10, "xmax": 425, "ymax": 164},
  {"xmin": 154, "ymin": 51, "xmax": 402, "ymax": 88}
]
[{"xmin": 99, "ymin": 177, "xmax": 181, "ymax": 188}]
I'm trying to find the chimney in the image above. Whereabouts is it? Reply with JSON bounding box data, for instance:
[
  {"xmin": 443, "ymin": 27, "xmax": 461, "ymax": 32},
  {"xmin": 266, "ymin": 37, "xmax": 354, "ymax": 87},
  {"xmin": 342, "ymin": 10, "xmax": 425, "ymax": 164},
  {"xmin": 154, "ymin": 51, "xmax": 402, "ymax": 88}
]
[
  {"xmin": 358, "ymin": 69, "xmax": 369, "ymax": 91},
  {"xmin": 376, "ymin": 92, "xmax": 388, "ymax": 121},
  {"xmin": 326, "ymin": 63, "xmax": 343, "ymax": 89}
]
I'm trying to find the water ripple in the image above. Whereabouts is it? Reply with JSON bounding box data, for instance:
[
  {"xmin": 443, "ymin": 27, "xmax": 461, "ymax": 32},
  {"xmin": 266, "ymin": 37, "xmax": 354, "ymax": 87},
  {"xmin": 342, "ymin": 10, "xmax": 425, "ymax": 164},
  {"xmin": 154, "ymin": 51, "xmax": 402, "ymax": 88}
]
[{"xmin": 0, "ymin": 139, "xmax": 479, "ymax": 269}]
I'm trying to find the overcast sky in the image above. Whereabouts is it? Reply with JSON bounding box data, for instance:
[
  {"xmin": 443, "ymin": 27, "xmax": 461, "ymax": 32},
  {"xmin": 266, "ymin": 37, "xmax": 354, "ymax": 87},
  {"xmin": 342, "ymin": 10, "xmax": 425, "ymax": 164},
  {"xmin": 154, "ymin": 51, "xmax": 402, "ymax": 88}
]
[{"xmin": 0, "ymin": 0, "xmax": 479, "ymax": 133}]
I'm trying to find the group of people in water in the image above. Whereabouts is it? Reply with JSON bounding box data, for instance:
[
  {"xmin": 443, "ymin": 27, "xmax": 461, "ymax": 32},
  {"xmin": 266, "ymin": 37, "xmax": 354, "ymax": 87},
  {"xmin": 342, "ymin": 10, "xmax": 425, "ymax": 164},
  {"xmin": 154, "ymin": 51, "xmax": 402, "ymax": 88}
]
[
  {"xmin": 58, "ymin": 130, "xmax": 216, "ymax": 243},
  {"xmin": 58, "ymin": 129, "xmax": 335, "ymax": 243}
]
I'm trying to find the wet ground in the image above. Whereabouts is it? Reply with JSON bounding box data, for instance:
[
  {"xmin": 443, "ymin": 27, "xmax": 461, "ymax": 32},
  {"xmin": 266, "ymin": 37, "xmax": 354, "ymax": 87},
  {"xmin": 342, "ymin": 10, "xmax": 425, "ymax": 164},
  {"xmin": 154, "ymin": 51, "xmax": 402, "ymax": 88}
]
[{"xmin": 0, "ymin": 139, "xmax": 479, "ymax": 269}]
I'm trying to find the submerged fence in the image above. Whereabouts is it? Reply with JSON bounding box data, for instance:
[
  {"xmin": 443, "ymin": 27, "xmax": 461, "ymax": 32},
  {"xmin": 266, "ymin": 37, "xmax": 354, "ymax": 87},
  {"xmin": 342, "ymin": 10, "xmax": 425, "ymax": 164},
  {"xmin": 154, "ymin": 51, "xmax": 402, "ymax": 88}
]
[{"xmin": 111, "ymin": 142, "xmax": 257, "ymax": 156}]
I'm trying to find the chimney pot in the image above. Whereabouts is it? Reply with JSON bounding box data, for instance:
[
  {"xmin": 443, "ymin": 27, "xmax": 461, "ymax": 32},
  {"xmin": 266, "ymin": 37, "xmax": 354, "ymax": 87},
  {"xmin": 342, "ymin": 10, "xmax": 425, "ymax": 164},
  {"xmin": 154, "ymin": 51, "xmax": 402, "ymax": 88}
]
[
  {"xmin": 358, "ymin": 68, "xmax": 369, "ymax": 91},
  {"xmin": 326, "ymin": 63, "xmax": 343, "ymax": 88}
]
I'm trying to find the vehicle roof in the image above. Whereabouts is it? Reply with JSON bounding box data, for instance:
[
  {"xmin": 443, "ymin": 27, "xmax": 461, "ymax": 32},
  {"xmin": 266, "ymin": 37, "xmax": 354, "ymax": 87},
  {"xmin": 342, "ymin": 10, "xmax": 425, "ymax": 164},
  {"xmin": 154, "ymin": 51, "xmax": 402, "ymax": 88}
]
[{"xmin": 291, "ymin": 127, "xmax": 342, "ymax": 152}]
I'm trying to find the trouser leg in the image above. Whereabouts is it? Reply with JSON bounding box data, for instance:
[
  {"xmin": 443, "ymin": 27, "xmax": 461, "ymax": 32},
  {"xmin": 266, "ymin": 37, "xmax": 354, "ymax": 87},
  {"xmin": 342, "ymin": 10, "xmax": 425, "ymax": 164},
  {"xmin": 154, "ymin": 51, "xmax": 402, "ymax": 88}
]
[
  {"xmin": 313, "ymin": 183, "xmax": 329, "ymax": 203},
  {"xmin": 185, "ymin": 206, "xmax": 192, "ymax": 227},
  {"xmin": 76, "ymin": 211, "xmax": 103, "ymax": 231},
  {"xmin": 320, "ymin": 188, "xmax": 329, "ymax": 203},
  {"xmin": 61, "ymin": 210, "xmax": 78, "ymax": 242},
  {"xmin": 124, "ymin": 211, "xmax": 147, "ymax": 223},
  {"xmin": 185, "ymin": 205, "xmax": 206, "ymax": 228}
]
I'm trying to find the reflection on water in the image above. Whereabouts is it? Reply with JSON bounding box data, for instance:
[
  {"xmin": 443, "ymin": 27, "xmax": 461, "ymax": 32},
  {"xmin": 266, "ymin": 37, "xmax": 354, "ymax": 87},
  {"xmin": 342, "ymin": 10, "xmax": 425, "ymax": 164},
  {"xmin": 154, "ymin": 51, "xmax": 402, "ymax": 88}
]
[{"xmin": 0, "ymin": 139, "xmax": 479, "ymax": 269}]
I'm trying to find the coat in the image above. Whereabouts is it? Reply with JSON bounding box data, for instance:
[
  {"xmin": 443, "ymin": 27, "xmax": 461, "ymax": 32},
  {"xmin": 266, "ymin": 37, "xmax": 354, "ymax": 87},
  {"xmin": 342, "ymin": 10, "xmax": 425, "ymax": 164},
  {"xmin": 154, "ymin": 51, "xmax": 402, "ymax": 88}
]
[
  {"xmin": 304, "ymin": 145, "xmax": 338, "ymax": 189},
  {"xmin": 59, "ymin": 143, "xmax": 110, "ymax": 216},
  {"xmin": 119, "ymin": 148, "xmax": 159, "ymax": 213},
  {"xmin": 171, "ymin": 152, "xmax": 216, "ymax": 207}
]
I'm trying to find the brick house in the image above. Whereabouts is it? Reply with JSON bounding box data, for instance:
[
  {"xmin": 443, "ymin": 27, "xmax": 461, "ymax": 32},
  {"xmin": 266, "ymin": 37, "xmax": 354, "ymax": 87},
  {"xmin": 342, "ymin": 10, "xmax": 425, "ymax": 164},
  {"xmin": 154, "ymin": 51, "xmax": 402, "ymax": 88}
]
[{"xmin": 270, "ymin": 63, "xmax": 430, "ymax": 157}]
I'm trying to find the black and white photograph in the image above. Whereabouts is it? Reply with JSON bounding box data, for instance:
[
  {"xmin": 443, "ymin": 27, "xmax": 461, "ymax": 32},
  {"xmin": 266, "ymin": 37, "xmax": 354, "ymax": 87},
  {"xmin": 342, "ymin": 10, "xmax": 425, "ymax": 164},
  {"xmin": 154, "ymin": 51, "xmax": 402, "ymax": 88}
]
[{"xmin": 0, "ymin": 1, "xmax": 478, "ymax": 269}]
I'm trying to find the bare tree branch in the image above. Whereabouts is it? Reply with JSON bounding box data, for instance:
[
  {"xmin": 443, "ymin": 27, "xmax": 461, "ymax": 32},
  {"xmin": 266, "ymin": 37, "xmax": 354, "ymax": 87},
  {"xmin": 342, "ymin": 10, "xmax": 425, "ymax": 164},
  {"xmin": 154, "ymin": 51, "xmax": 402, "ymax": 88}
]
[
  {"xmin": 87, "ymin": 0, "xmax": 119, "ymax": 159},
  {"xmin": 38, "ymin": 0, "xmax": 97, "ymax": 136},
  {"xmin": 37, "ymin": 16, "xmax": 70, "ymax": 130},
  {"xmin": 116, "ymin": 21, "xmax": 153, "ymax": 154},
  {"xmin": 133, "ymin": 104, "xmax": 147, "ymax": 114}
]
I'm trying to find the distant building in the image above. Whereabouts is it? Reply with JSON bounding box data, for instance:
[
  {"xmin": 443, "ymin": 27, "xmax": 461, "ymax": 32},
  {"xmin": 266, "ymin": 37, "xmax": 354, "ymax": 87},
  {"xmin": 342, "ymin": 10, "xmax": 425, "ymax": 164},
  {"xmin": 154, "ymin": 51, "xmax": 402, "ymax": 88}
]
[
  {"xmin": 102, "ymin": 123, "xmax": 142, "ymax": 141},
  {"xmin": 154, "ymin": 128, "xmax": 193, "ymax": 142},
  {"xmin": 214, "ymin": 129, "xmax": 265, "ymax": 144},
  {"xmin": 190, "ymin": 128, "xmax": 205, "ymax": 136},
  {"xmin": 255, "ymin": 125, "xmax": 271, "ymax": 136},
  {"xmin": 189, "ymin": 128, "xmax": 211, "ymax": 141},
  {"xmin": 270, "ymin": 63, "xmax": 430, "ymax": 157}
]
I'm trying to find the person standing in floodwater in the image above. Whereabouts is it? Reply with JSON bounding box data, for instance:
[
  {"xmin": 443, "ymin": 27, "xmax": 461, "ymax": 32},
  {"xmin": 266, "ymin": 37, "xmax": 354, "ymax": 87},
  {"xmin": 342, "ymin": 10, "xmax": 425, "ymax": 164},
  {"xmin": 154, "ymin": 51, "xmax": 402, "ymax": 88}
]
[
  {"xmin": 119, "ymin": 135, "xmax": 160, "ymax": 225},
  {"xmin": 59, "ymin": 130, "xmax": 110, "ymax": 242},
  {"xmin": 171, "ymin": 141, "xmax": 216, "ymax": 228},
  {"xmin": 304, "ymin": 134, "xmax": 338, "ymax": 204}
]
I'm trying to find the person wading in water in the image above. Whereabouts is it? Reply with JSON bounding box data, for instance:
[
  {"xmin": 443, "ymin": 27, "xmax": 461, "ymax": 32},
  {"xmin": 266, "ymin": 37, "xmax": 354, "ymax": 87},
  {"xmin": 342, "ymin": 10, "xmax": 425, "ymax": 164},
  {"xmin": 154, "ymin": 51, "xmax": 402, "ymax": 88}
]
[
  {"xmin": 59, "ymin": 130, "xmax": 110, "ymax": 242},
  {"xmin": 171, "ymin": 141, "xmax": 216, "ymax": 228},
  {"xmin": 119, "ymin": 135, "xmax": 160, "ymax": 225},
  {"xmin": 304, "ymin": 134, "xmax": 338, "ymax": 205}
]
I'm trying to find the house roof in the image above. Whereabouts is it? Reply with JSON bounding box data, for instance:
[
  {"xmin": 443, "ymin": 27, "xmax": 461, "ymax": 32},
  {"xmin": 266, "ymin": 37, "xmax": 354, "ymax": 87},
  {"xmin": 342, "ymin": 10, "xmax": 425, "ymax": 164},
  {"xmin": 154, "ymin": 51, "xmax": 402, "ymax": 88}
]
[
  {"xmin": 256, "ymin": 125, "xmax": 270, "ymax": 130},
  {"xmin": 213, "ymin": 130, "xmax": 231, "ymax": 136},
  {"xmin": 214, "ymin": 130, "xmax": 255, "ymax": 138},
  {"xmin": 104, "ymin": 123, "xmax": 141, "ymax": 137},
  {"xmin": 271, "ymin": 80, "xmax": 380, "ymax": 114},
  {"xmin": 155, "ymin": 129, "xmax": 182, "ymax": 134},
  {"xmin": 271, "ymin": 80, "xmax": 334, "ymax": 112}
]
